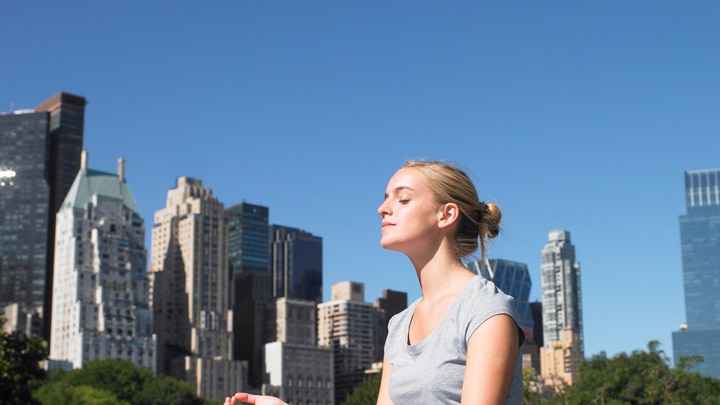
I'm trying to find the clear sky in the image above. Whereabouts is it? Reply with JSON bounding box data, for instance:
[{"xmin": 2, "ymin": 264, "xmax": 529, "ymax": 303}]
[{"xmin": 2, "ymin": 1, "xmax": 719, "ymax": 362}]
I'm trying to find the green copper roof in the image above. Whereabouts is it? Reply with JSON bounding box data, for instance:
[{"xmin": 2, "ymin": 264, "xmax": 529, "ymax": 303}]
[{"xmin": 60, "ymin": 168, "xmax": 141, "ymax": 216}]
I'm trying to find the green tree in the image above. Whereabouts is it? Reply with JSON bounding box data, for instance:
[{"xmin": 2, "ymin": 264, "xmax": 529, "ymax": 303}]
[
  {"xmin": 0, "ymin": 317, "xmax": 49, "ymax": 405},
  {"xmin": 34, "ymin": 381, "xmax": 131, "ymax": 405},
  {"xmin": 561, "ymin": 341, "xmax": 720, "ymax": 405},
  {"xmin": 37, "ymin": 358, "xmax": 216, "ymax": 405},
  {"xmin": 342, "ymin": 372, "xmax": 381, "ymax": 405}
]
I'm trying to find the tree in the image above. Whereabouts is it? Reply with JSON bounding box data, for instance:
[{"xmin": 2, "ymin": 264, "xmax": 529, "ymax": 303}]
[
  {"xmin": 37, "ymin": 358, "xmax": 217, "ymax": 405},
  {"xmin": 0, "ymin": 316, "xmax": 48, "ymax": 405},
  {"xmin": 561, "ymin": 341, "xmax": 720, "ymax": 405},
  {"xmin": 342, "ymin": 372, "xmax": 381, "ymax": 405}
]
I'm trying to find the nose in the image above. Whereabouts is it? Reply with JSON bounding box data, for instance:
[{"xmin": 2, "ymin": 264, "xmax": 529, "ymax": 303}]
[{"xmin": 378, "ymin": 200, "xmax": 390, "ymax": 217}]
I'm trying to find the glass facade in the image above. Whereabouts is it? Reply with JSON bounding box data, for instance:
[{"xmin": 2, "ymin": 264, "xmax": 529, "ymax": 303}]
[
  {"xmin": 673, "ymin": 169, "xmax": 720, "ymax": 379},
  {"xmin": 0, "ymin": 111, "xmax": 51, "ymax": 312},
  {"xmin": 271, "ymin": 225, "xmax": 323, "ymax": 303},
  {"xmin": 226, "ymin": 203, "xmax": 270, "ymax": 299}
]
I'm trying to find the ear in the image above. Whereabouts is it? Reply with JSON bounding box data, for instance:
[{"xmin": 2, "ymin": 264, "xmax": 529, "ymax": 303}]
[{"xmin": 437, "ymin": 202, "xmax": 460, "ymax": 229}]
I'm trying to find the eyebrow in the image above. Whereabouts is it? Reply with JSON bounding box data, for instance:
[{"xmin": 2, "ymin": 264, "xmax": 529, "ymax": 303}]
[{"xmin": 384, "ymin": 185, "xmax": 414, "ymax": 199}]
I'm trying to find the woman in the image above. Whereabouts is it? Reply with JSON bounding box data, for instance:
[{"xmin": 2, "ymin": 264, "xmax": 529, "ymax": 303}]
[{"xmin": 225, "ymin": 160, "xmax": 524, "ymax": 405}]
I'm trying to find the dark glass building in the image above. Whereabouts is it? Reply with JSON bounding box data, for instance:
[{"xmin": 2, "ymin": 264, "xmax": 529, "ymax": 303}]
[
  {"xmin": 0, "ymin": 111, "xmax": 51, "ymax": 312},
  {"xmin": 270, "ymin": 225, "xmax": 323, "ymax": 303},
  {"xmin": 673, "ymin": 169, "xmax": 720, "ymax": 379},
  {"xmin": 225, "ymin": 202, "xmax": 272, "ymax": 388},
  {"xmin": 0, "ymin": 92, "xmax": 86, "ymax": 340}
]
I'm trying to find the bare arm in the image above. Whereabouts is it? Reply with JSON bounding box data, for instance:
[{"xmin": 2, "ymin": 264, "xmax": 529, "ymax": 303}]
[
  {"xmin": 225, "ymin": 393, "xmax": 288, "ymax": 405},
  {"xmin": 461, "ymin": 314, "xmax": 520, "ymax": 405},
  {"xmin": 376, "ymin": 354, "xmax": 394, "ymax": 405}
]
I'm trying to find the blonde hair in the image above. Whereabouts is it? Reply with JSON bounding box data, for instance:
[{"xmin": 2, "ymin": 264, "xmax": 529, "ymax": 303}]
[{"xmin": 402, "ymin": 160, "xmax": 501, "ymax": 260}]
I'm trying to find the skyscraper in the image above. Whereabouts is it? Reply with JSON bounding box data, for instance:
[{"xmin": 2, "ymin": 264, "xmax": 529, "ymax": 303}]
[
  {"xmin": 540, "ymin": 230, "xmax": 583, "ymax": 386},
  {"xmin": 225, "ymin": 202, "xmax": 272, "ymax": 388},
  {"xmin": 673, "ymin": 169, "xmax": 720, "ymax": 379},
  {"xmin": 49, "ymin": 151, "xmax": 155, "ymax": 371},
  {"xmin": 270, "ymin": 225, "xmax": 323, "ymax": 303},
  {"xmin": 150, "ymin": 177, "xmax": 246, "ymax": 400},
  {"xmin": 0, "ymin": 92, "xmax": 87, "ymax": 341},
  {"xmin": 540, "ymin": 230, "xmax": 583, "ymax": 349}
]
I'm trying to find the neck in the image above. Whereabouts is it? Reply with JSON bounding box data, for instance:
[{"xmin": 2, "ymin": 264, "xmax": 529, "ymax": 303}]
[{"xmin": 409, "ymin": 242, "xmax": 475, "ymax": 302}]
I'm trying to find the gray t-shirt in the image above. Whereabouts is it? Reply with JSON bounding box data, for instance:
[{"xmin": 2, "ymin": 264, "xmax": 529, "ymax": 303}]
[{"xmin": 384, "ymin": 276, "xmax": 525, "ymax": 404}]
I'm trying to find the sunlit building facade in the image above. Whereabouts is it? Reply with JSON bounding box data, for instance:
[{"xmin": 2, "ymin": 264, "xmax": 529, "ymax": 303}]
[
  {"xmin": 318, "ymin": 281, "xmax": 379, "ymax": 405},
  {"xmin": 540, "ymin": 230, "xmax": 583, "ymax": 386},
  {"xmin": 150, "ymin": 177, "xmax": 247, "ymax": 400},
  {"xmin": 49, "ymin": 151, "xmax": 155, "ymax": 371},
  {"xmin": 263, "ymin": 298, "xmax": 333, "ymax": 405},
  {"xmin": 673, "ymin": 169, "xmax": 720, "ymax": 379}
]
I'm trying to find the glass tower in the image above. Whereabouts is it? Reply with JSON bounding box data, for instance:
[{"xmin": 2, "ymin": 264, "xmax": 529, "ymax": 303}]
[
  {"xmin": 270, "ymin": 225, "xmax": 323, "ymax": 303},
  {"xmin": 0, "ymin": 92, "xmax": 86, "ymax": 341},
  {"xmin": 0, "ymin": 111, "xmax": 51, "ymax": 313},
  {"xmin": 673, "ymin": 169, "xmax": 720, "ymax": 379},
  {"xmin": 225, "ymin": 202, "xmax": 271, "ymax": 389}
]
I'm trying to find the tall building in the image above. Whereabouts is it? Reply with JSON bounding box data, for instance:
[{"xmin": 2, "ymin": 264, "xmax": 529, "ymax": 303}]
[
  {"xmin": 49, "ymin": 151, "xmax": 155, "ymax": 371},
  {"xmin": 0, "ymin": 92, "xmax": 87, "ymax": 341},
  {"xmin": 673, "ymin": 169, "xmax": 720, "ymax": 379},
  {"xmin": 540, "ymin": 230, "xmax": 583, "ymax": 386},
  {"xmin": 318, "ymin": 281, "xmax": 380, "ymax": 405},
  {"xmin": 270, "ymin": 225, "xmax": 323, "ymax": 303},
  {"xmin": 225, "ymin": 202, "xmax": 273, "ymax": 388},
  {"xmin": 150, "ymin": 177, "xmax": 246, "ymax": 400},
  {"xmin": 540, "ymin": 230, "xmax": 583, "ymax": 349},
  {"xmin": 263, "ymin": 298, "xmax": 333, "ymax": 405}
]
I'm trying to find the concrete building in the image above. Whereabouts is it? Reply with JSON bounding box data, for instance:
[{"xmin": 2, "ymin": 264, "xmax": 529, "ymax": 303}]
[
  {"xmin": 540, "ymin": 230, "xmax": 583, "ymax": 386},
  {"xmin": 150, "ymin": 177, "xmax": 246, "ymax": 400},
  {"xmin": 49, "ymin": 151, "xmax": 155, "ymax": 371},
  {"xmin": 318, "ymin": 281, "xmax": 380, "ymax": 405},
  {"xmin": 673, "ymin": 169, "xmax": 720, "ymax": 379},
  {"xmin": 540, "ymin": 327, "xmax": 582, "ymax": 388},
  {"xmin": 0, "ymin": 92, "xmax": 87, "ymax": 341},
  {"xmin": 263, "ymin": 298, "xmax": 333, "ymax": 405}
]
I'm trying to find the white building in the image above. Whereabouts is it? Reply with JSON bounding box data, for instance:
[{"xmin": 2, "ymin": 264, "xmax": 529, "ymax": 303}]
[
  {"xmin": 50, "ymin": 151, "xmax": 156, "ymax": 372},
  {"xmin": 318, "ymin": 281, "xmax": 380, "ymax": 405},
  {"xmin": 263, "ymin": 298, "xmax": 333, "ymax": 405}
]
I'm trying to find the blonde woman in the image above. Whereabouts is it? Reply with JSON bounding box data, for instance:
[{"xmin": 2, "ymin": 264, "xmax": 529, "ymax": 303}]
[{"xmin": 225, "ymin": 160, "xmax": 524, "ymax": 405}]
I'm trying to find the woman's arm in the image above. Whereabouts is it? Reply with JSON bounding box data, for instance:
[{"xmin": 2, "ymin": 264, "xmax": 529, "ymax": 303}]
[
  {"xmin": 376, "ymin": 354, "xmax": 394, "ymax": 405},
  {"xmin": 461, "ymin": 314, "xmax": 520, "ymax": 404},
  {"xmin": 225, "ymin": 393, "xmax": 288, "ymax": 405}
]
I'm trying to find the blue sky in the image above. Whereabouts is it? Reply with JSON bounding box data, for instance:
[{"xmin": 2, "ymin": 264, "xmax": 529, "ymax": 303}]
[{"xmin": 2, "ymin": 1, "xmax": 719, "ymax": 361}]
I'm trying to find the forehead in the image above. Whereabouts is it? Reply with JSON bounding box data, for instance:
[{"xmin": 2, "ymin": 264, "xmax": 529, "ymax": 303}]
[{"xmin": 386, "ymin": 167, "xmax": 427, "ymax": 191}]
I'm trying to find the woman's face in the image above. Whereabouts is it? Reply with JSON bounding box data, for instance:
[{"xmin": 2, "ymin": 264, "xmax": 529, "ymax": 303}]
[{"xmin": 377, "ymin": 167, "xmax": 441, "ymax": 254}]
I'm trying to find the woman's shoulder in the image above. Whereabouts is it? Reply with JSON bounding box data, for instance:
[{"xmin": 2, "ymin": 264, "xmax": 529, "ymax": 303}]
[{"xmin": 457, "ymin": 276, "xmax": 519, "ymax": 319}]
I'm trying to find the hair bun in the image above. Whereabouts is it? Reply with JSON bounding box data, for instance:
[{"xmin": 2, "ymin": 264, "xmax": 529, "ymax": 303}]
[{"xmin": 485, "ymin": 203, "xmax": 502, "ymax": 239}]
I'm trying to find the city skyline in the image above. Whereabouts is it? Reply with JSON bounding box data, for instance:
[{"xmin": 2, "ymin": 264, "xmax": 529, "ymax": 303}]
[{"xmin": 2, "ymin": 1, "xmax": 719, "ymax": 363}]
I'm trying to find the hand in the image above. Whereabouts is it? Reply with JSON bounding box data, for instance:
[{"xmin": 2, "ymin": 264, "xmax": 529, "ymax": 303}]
[{"xmin": 224, "ymin": 393, "xmax": 288, "ymax": 405}]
